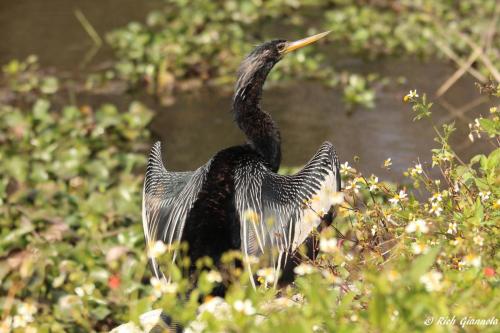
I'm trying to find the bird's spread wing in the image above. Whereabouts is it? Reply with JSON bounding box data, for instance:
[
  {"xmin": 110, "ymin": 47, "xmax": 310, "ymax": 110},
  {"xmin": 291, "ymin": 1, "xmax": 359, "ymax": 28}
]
[
  {"xmin": 142, "ymin": 141, "xmax": 211, "ymax": 279},
  {"xmin": 234, "ymin": 142, "xmax": 341, "ymax": 286}
]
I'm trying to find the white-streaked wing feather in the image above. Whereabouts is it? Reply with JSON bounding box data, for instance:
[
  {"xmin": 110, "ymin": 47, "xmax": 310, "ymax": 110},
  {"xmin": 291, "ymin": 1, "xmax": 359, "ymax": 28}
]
[
  {"xmin": 142, "ymin": 141, "xmax": 210, "ymax": 279},
  {"xmin": 235, "ymin": 142, "xmax": 341, "ymax": 286}
]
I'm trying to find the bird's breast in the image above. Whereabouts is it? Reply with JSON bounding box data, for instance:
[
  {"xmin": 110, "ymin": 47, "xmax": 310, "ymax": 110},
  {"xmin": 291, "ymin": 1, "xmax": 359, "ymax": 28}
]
[{"xmin": 181, "ymin": 145, "xmax": 258, "ymax": 264}]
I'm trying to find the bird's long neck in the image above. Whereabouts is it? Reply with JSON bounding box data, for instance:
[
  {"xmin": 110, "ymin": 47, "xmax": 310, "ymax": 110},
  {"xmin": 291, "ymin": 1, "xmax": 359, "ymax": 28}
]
[{"xmin": 233, "ymin": 60, "xmax": 281, "ymax": 172}]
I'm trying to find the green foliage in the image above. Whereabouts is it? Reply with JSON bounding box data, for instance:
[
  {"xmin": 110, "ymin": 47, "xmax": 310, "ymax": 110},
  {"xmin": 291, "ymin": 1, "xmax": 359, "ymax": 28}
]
[
  {"xmin": 342, "ymin": 74, "xmax": 376, "ymax": 110},
  {"xmin": 404, "ymin": 90, "xmax": 433, "ymax": 121},
  {"xmin": 105, "ymin": 0, "xmax": 499, "ymax": 111},
  {"xmin": 2, "ymin": 55, "xmax": 59, "ymax": 95},
  {"xmin": 1, "ymin": 2, "xmax": 499, "ymax": 330},
  {"xmin": 0, "ymin": 66, "xmax": 155, "ymax": 331},
  {"xmin": 1, "ymin": 64, "xmax": 499, "ymax": 332}
]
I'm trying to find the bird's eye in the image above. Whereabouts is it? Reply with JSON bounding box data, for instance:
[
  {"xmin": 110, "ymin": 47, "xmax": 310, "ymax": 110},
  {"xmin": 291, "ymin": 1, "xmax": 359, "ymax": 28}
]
[{"xmin": 277, "ymin": 43, "xmax": 287, "ymax": 53}]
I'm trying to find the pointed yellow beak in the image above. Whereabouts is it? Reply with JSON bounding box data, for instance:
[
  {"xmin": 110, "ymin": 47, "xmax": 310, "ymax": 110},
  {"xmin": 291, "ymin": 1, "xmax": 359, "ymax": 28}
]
[{"xmin": 282, "ymin": 31, "xmax": 331, "ymax": 54}]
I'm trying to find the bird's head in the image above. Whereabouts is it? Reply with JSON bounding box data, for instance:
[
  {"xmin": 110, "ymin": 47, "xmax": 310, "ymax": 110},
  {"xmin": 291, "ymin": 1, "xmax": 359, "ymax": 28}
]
[
  {"xmin": 250, "ymin": 30, "xmax": 331, "ymax": 63},
  {"xmin": 236, "ymin": 31, "xmax": 330, "ymax": 93}
]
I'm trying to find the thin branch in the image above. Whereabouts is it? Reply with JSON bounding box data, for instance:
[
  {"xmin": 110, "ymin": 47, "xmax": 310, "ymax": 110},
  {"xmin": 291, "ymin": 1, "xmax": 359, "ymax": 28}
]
[{"xmin": 436, "ymin": 48, "xmax": 482, "ymax": 97}]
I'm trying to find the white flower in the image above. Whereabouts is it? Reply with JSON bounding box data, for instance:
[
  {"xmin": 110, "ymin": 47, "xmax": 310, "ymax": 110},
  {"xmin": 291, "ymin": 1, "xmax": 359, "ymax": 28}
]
[
  {"xmin": 148, "ymin": 240, "xmax": 168, "ymax": 258},
  {"xmin": 307, "ymin": 188, "xmax": 343, "ymax": 218},
  {"xmin": 75, "ymin": 283, "xmax": 95, "ymax": 297},
  {"xmin": 233, "ymin": 300, "xmax": 256, "ymax": 315},
  {"xmin": 319, "ymin": 238, "xmax": 337, "ymax": 253},
  {"xmin": 478, "ymin": 191, "xmax": 491, "ymax": 202},
  {"xmin": 368, "ymin": 176, "xmax": 379, "ymax": 192},
  {"xmin": 206, "ymin": 270, "xmax": 222, "ymax": 283},
  {"xmin": 414, "ymin": 163, "xmax": 423, "ymax": 173},
  {"xmin": 345, "ymin": 180, "xmax": 360, "ymax": 194},
  {"xmin": 12, "ymin": 315, "xmax": 28, "ymax": 329},
  {"xmin": 406, "ymin": 90, "xmax": 419, "ymax": 99},
  {"xmin": 461, "ymin": 254, "xmax": 481, "ymax": 268},
  {"xmin": 294, "ymin": 263, "xmax": 315, "ymax": 276},
  {"xmin": 398, "ymin": 190, "xmax": 408, "ymax": 200},
  {"xmin": 371, "ymin": 224, "xmax": 378, "ymax": 236},
  {"xmin": 340, "ymin": 162, "xmax": 354, "ymax": 175},
  {"xmin": 17, "ymin": 302, "xmax": 37, "ymax": 319},
  {"xmin": 389, "ymin": 190, "xmax": 407, "ymax": 205},
  {"xmin": 447, "ymin": 222, "xmax": 457, "ymax": 234},
  {"xmin": 58, "ymin": 295, "xmax": 83, "ymax": 311},
  {"xmin": 451, "ymin": 237, "xmax": 463, "ymax": 246},
  {"xmin": 473, "ymin": 235, "xmax": 484, "ymax": 246},
  {"xmin": 387, "ymin": 270, "xmax": 400, "ymax": 282},
  {"xmin": 420, "ymin": 270, "xmax": 442, "ymax": 292},
  {"xmin": 321, "ymin": 269, "xmax": 340, "ymax": 284},
  {"xmin": 75, "ymin": 287, "xmax": 85, "ymax": 297},
  {"xmin": 411, "ymin": 242, "xmax": 428, "ymax": 254},
  {"xmin": 429, "ymin": 193, "xmax": 442, "ymax": 203},
  {"xmin": 429, "ymin": 203, "xmax": 443, "ymax": 217},
  {"xmin": 405, "ymin": 219, "xmax": 429, "ymax": 234},
  {"xmin": 409, "ymin": 163, "xmax": 423, "ymax": 177},
  {"xmin": 150, "ymin": 277, "xmax": 178, "ymax": 298},
  {"xmin": 199, "ymin": 297, "xmax": 231, "ymax": 317},
  {"xmin": 383, "ymin": 158, "xmax": 392, "ymax": 169},
  {"xmin": 257, "ymin": 268, "xmax": 276, "ymax": 285}
]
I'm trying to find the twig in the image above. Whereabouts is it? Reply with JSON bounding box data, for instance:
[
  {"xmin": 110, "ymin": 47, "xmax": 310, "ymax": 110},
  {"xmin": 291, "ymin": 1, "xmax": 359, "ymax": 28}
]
[
  {"xmin": 431, "ymin": 38, "xmax": 487, "ymax": 83},
  {"xmin": 74, "ymin": 9, "xmax": 102, "ymax": 68},
  {"xmin": 74, "ymin": 9, "xmax": 102, "ymax": 46},
  {"xmin": 454, "ymin": 31, "xmax": 500, "ymax": 83},
  {"xmin": 439, "ymin": 95, "xmax": 488, "ymax": 124},
  {"xmin": 436, "ymin": 48, "xmax": 482, "ymax": 97}
]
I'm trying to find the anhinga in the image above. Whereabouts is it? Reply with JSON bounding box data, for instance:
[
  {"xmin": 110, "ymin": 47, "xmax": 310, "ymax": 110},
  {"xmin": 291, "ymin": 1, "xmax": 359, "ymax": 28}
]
[{"xmin": 142, "ymin": 31, "xmax": 341, "ymax": 287}]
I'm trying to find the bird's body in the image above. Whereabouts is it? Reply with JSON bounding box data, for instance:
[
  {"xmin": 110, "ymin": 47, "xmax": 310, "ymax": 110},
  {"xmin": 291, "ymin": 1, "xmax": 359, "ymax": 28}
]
[
  {"xmin": 143, "ymin": 32, "xmax": 341, "ymax": 287},
  {"xmin": 182, "ymin": 146, "xmax": 251, "ymax": 263}
]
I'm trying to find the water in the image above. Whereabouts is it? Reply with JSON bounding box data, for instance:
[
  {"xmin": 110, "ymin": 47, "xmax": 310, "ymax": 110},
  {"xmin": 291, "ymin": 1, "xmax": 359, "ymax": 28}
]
[
  {"xmin": 151, "ymin": 66, "xmax": 489, "ymax": 181},
  {"xmin": 0, "ymin": 0, "xmax": 161, "ymax": 70},
  {"xmin": 1, "ymin": 0, "xmax": 491, "ymax": 182}
]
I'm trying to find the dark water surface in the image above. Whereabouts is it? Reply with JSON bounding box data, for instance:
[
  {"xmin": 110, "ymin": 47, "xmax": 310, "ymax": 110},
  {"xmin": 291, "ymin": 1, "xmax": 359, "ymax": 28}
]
[
  {"xmin": 0, "ymin": 0, "xmax": 161, "ymax": 69},
  {"xmin": 1, "ymin": 0, "xmax": 491, "ymax": 181},
  {"xmin": 151, "ymin": 66, "xmax": 489, "ymax": 181}
]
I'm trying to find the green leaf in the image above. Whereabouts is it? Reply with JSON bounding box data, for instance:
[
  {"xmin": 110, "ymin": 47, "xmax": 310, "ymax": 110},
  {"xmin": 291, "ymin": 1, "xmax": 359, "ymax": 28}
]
[
  {"xmin": 40, "ymin": 76, "xmax": 59, "ymax": 94},
  {"xmin": 92, "ymin": 306, "xmax": 111, "ymax": 320},
  {"xmin": 479, "ymin": 118, "xmax": 500, "ymax": 136},
  {"xmin": 486, "ymin": 148, "xmax": 500, "ymax": 171},
  {"xmin": 409, "ymin": 247, "xmax": 440, "ymax": 282}
]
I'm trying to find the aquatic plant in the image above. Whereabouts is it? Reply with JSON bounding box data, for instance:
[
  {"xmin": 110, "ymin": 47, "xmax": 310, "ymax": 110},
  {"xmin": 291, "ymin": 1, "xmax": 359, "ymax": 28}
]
[
  {"xmin": 1, "ymin": 58, "xmax": 498, "ymax": 332},
  {"xmin": 106, "ymin": 0, "xmax": 499, "ymax": 109}
]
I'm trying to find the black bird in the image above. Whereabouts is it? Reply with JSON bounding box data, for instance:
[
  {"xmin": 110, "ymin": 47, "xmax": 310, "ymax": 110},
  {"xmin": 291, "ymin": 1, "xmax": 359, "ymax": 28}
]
[{"xmin": 142, "ymin": 31, "xmax": 341, "ymax": 287}]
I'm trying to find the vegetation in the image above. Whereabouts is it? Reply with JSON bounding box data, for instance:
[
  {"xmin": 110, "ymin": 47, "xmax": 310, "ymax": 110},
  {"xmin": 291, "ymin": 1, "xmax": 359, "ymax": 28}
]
[
  {"xmin": 105, "ymin": 0, "xmax": 499, "ymax": 108},
  {"xmin": 1, "ymin": 57, "xmax": 499, "ymax": 332},
  {"xmin": 0, "ymin": 0, "xmax": 499, "ymax": 332}
]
